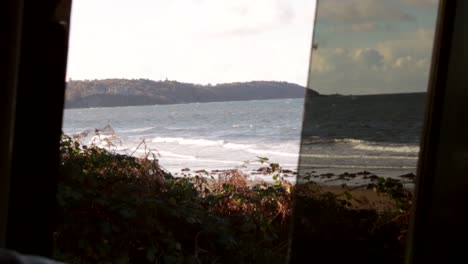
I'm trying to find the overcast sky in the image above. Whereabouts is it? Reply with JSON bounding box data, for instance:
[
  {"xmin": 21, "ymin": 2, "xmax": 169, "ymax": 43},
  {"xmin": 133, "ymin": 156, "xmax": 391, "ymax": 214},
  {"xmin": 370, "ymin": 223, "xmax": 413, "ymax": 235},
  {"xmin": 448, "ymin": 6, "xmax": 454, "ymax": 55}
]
[
  {"xmin": 66, "ymin": 0, "xmax": 316, "ymax": 86},
  {"xmin": 66, "ymin": 0, "xmax": 439, "ymax": 95}
]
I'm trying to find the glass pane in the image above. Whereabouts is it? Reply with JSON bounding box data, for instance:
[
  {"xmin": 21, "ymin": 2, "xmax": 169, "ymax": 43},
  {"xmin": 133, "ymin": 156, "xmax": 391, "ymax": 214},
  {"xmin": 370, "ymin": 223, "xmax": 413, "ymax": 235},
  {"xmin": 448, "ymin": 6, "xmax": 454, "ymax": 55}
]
[
  {"xmin": 292, "ymin": 0, "xmax": 439, "ymax": 262},
  {"xmin": 56, "ymin": 1, "xmax": 314, "ymax": 263}
]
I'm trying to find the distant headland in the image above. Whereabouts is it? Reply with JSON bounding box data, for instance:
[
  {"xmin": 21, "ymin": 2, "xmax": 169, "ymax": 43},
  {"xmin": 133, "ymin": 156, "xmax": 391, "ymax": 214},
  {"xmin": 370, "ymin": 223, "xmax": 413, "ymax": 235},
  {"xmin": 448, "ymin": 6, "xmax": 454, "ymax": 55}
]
[{"xmin": 64, "ymin": 79, "xmax": 320, "ymax": 109}]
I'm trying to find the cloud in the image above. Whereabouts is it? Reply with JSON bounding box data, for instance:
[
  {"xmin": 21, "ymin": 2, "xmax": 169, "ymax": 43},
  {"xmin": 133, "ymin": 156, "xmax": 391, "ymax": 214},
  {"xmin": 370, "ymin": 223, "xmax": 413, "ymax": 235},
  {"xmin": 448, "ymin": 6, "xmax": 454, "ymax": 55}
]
[
  {"xmin": 317, "ymin": 0, "xmax": 414, "ymax": 23},
  {"xmin": 310, "ymin": 48, "xmax": 384, "ymax": 74},
  {"xmin": 377, "ymin": 29, "xmax": 435, "ymax": 62},
  {"xmin": 308, "ymin": 30, "xmax": 434, "ymax": 94},
  {"xmin": 351, "ymin": 22, "xmax": 379, "ymax": 32},
  {"xmin": 400, "ymin": 0, "xmax": 439, "ymax": 7},
  {"xmin": 352, "ymin": 48, "xmax": 384, "ymax": 68},
  {"xmin": 68, "ymin": 0, "xmax": 314, "ymax": 86},
  {"xmin": 157, "ymin": 0, "xmax": 295, "ymax": 37}
]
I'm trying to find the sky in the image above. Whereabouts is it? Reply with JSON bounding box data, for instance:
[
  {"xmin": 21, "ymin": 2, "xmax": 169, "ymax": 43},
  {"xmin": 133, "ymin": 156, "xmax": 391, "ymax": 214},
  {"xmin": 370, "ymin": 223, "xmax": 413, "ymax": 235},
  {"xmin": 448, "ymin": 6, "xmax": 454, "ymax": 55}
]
[
  {"xmin": 309, "ymin": 0, "xmax": 439, "ymax": 94},
  {"xmin": 66, "ymin": 0, "xmax": 439, "ymax": 95},
  {"xmin": 66, "ymin": 0, "xmax": 316, "ymax": 86}
]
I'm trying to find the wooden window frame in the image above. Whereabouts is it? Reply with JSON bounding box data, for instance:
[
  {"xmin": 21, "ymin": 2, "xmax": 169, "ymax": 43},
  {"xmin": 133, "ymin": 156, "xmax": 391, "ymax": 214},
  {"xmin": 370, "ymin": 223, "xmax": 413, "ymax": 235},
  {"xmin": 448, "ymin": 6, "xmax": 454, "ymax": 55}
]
[{"xmin": 0, "ymin": 1, "xmax": 466, "ymax": 262}]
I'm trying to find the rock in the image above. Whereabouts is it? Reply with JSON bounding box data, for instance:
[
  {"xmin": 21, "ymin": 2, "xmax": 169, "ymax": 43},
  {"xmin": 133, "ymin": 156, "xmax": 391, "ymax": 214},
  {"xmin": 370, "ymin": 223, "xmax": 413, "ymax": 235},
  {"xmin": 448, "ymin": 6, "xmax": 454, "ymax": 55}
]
[
  {"xmin": 357, "ymin": 171, "xmax": 371, "ymax": 175},
  {"xmin": 257, "ymin": 167, "xmax": 272, "ymax": 174},
  {"xmin": 283, "ymin": 169, "xmax": 294, "ymax": 174},
  {"xmin": 195, "ymin": 169, "xmax": 208, "ymax": 174},
  {"xmin": 321, "ymin": 173, "xmax": 334, "ymax": 178},
  {"xmin": 368, "ymin": 175, "xmax": 379, "ymax": 181},
  {"xmin": 399, "ymin": 173, "xmax": 416, "ymax": 180},
  {"xmin": 181, "ymin": 168, "xmax": 190, "ymax": 172}
]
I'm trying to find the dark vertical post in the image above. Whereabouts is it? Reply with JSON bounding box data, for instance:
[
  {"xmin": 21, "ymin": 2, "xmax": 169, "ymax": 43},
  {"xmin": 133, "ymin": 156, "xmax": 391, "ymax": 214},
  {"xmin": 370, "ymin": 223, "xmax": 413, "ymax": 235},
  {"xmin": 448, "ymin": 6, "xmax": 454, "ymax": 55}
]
[
  {"xmin": 407, "ymin": 0, "xmax": 468, "ymax": 263},
  {"xmin": 0, "ymin": 0, "xmax": 24, "ymax": 248},
  {"xmin": 6, "ymin": 0, "xmax": 71, "ymax": 256}
]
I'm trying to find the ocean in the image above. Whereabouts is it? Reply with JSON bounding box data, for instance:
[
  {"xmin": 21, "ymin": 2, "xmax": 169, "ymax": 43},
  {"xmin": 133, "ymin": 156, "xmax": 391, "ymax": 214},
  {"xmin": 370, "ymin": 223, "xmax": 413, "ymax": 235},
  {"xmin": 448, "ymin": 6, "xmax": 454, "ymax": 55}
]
[{"xmin": 62, "ymin": 93, "xmax": 426, "ymax": 183}]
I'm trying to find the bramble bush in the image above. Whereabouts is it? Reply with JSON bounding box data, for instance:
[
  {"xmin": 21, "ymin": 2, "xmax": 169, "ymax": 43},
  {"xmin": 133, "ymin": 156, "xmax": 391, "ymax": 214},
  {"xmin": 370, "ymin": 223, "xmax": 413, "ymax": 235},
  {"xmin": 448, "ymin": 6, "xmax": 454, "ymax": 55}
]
[{"xmin": 54, "ymin": 134, "xmax": 413, "ymax": 264}]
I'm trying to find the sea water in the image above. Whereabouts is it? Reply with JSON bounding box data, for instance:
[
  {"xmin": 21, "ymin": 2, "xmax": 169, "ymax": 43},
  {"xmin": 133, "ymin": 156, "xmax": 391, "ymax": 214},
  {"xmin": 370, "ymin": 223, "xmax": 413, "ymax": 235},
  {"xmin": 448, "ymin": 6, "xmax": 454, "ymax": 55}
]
[{"xmin": 62, "ymin": 93, "xmax": 425, "ymax": 183}]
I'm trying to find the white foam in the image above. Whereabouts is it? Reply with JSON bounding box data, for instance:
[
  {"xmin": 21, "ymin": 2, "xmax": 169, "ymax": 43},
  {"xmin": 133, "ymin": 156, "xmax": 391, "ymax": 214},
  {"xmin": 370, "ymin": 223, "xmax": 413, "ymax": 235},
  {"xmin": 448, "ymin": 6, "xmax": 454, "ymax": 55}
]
[
  {"xmin": 232, "ymin": 124, "xmax": 253, "ymax": 128},
  {"xmin": 304, "ymin": 138, "xmax": 365, "ymax": 145},
  {"xmin": 246, "ymin": 148, "xmax": 300, "ymax": 158},
  {"xmin": 152, "ymin": 137, "xmax": 224, "ymax": 146},
  {"xmin": 300, "ymin": 153, "xmax": 418, "ymax": 160},
  {"xmin": 158, "ymin": 151, "xmax": 197, "ymax": 160},
  {"xmin": 223, "ymin": 142, "xmax": 252, "ymax": 150},
  {"xmin": 298, "ymin": 164, "xmax": 417, "ymax": 170},
  {"xmin": 118, "ymin": 127, "xmax": 154, "ymax": 133},
  {"xmin": 353, "ymin": 143, "xmax": 420, "ymax": 153},
  {"xmin": 151, "ymin": 136, "xmax": 253, "ymax": 150},
  {"xmin": 334, "ymin": 138, "xmax": 365, "ymax": 144}
]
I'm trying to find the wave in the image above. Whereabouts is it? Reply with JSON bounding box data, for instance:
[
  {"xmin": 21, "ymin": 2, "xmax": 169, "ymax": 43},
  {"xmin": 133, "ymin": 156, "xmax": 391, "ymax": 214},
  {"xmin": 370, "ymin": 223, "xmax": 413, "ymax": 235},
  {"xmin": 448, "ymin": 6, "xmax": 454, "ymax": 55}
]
[
  {"xmin": 303, "ymin": 138, "xmax": 364, "ymax": 145},
  {"xmin": 353, "ymin": 143, "xmax": 419, "ymax": 153},
  {"xmin": 334, "ymin": 138, "xmax": 365, "ymax": 144},
  {"xmin": 300, "ymin": 153, "xmax": 418, "ymax": 160},
  {"xmin": 159, "ymin": 156, "xmax": 243, "ymax": 165},
  {"xmin": 118, "ymin": 127, "xmax": 154, "ymax": 133},
  {"xmin": 303, "ymin": 137, "xmax": 419, "ymax": 154},
  {"xmin": 151, "ymin": 136, "xmax": 252, "ymax": 150},
  {"xmin": 224, "ymin": 142, "xmax": 252, "ymax": 150},
  {"xmin": 158, "ymin": 151, "xmax": 197, "ymax": 160},
  {"xmin": 298, "ymin": 164, "xmax": 417, "ymax": 170},
  {"xmin": 152, "ymin": 137, "xmax": 221, "ymax": 146},
  {"xmin": 232, "ymin": 124, "xmax": 254, "ymax": 128},
  {"xmin": 246, "ymin": 148, "xmax": 300, "ymax": 158}
]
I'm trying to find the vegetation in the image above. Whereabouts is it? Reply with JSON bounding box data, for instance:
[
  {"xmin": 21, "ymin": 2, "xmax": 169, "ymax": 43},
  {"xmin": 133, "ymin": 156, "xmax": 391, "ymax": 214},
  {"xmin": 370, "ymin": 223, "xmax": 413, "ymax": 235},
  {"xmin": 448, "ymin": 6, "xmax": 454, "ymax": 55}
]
[{"xmin": 54, "ymin": 134, "xmax": 413, "ymax": 264}]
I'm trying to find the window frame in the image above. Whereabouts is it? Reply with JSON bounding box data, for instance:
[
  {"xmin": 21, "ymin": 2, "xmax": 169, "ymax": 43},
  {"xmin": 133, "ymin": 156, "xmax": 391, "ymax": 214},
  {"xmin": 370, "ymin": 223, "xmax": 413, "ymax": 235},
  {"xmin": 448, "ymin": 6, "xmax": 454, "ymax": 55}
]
[{"xmin": 1, "ymin": 1, "xmax": 467, "ymax": 262}]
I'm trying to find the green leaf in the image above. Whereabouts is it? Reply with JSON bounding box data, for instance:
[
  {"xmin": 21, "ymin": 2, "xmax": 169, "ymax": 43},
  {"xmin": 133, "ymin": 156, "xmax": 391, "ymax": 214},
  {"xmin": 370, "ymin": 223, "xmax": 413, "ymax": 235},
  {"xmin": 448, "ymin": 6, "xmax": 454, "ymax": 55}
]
[
  {"xmin": 344, "ymin": 191, "xmax": 353, "ymax": 200},
  {"xmin": 270, "ymin": 163, "xmax": 280, "ymax": 172},
  {"xmin": 146, "ymin": 246, "xmax": 158, "ymax": 262},
  {"xmin": 101, "ymin": 222, "xmax": 112, "ymax": 235},
  {"xmin": 163, "ymin": 255, "xmax": 179, "ymax": 264},
  {"xmin": 115, "ymin": 256, "xmax": 128, "ymax": 264},
  {"xmin": 119, "ymin": 208, "xmax": 136, "ymax": 219},
  {"xmin": 239, "ymin": 222, "xmax": 256, "ymax": 233},
  {"xmin": 168, "ymin": 197, "xmax": 177, "ymax": 206}
]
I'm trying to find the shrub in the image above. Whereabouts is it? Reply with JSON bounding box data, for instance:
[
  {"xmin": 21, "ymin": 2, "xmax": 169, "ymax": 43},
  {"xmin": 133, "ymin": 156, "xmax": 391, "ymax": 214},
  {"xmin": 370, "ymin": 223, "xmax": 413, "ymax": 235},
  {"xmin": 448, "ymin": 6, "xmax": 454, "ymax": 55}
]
[{"xmin": 54, "ymin": 134, "xmax": 412, "ymax": 263}]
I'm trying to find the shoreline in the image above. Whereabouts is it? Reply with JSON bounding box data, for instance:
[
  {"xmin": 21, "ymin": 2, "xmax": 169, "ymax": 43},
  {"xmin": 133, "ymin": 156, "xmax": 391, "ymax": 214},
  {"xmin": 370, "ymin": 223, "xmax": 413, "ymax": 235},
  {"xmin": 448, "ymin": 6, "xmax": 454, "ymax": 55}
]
[
  {"xmin": 171, "ymin": 167, "xmax": 416, "ymax": 190},
  {"xmin": 170, "ymin": 167, "xmax": 414, "ymax": 212}
]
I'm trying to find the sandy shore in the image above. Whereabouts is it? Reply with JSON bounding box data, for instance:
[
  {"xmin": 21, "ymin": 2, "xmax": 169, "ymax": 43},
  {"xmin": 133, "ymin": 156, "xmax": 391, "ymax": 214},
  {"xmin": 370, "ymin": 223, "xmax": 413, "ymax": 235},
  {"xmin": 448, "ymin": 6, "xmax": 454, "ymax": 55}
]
[{"xmin": 173, "ymin": 167, "xmax": 415, "ymax": 211}]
